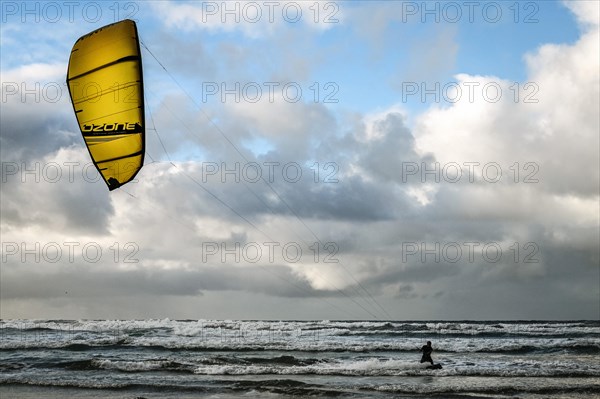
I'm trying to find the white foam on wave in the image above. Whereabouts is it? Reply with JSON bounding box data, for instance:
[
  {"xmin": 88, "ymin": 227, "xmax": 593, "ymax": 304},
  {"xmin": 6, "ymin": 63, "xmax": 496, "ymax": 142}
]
[
  {"xmin": 1, "ymin": 320, "xmax": 598, "ymax": 356},
  {"xmin": 93, "ymin": 359, "xmax": 175, "ymax": 372},
  {"xmin": 191, "ymin": 357, "xmax": 441, "ymax": 377}
]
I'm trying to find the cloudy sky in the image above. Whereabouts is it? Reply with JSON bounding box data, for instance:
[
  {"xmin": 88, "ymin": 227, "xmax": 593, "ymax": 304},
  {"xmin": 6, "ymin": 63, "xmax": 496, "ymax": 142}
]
[{"xmin": 1, "ymin": 0, "xmax": 598, "ymax": 320}]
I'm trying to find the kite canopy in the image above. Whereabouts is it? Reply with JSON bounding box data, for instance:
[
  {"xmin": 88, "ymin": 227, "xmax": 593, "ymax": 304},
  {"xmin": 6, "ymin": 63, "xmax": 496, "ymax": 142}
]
[{"xmin": 66, "ymin": 19, "xmax": 145, "ymax": 191}]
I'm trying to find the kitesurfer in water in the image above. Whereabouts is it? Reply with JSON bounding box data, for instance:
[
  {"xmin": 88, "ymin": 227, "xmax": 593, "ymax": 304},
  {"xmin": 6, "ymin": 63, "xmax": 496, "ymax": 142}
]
[{"xmin": 420, "ymin": 341, "xmax": 434, "ymax": 365}]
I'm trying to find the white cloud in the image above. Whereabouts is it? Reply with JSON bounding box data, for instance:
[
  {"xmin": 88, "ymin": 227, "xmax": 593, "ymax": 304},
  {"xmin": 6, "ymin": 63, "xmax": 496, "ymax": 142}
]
[
  {"xmin": 0, "ymin": 62, "xmax": 65, "ymax": 83},
  {"xmin": 563, "ymin": 0, "xmax": 600, "ymax": 29},
  {"xmin": 150, "ymin": 0, "xmax": 340, "ymax": 38},
  {"xmin": 413, "ymin": 17, "xmax": 599, "ymax": 197}
]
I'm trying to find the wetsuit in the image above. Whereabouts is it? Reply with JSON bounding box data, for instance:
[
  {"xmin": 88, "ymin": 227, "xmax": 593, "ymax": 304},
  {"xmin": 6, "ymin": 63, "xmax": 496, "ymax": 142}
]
[{"xmin": 420, "ymin": 344, "xmax": 433, "ymax": 364}]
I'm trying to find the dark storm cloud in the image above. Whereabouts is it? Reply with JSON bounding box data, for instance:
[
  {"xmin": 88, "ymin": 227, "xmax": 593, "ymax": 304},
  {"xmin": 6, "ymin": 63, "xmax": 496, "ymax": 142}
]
[
  {"xmin": 1, "ymin": 85, "xmax": 115, "ymax": 234},
  {"xmin": 279, "ymin": 175, "xmax": 398, "ymax": 221},
  {"xmin": 0, "ymin": 98, "xmax": 75, "ymax": 163},
  {"xmin": 169, "ymin": 110, "xmax": 425, "ymax": 222},
  {"xmin": 0, "ymin": 261, "xmax": 327, "ymax": 300},
  {"xmin": 357, "ymin": 112, "xmax": 434, "ymax": 184},
  {"xmin": 1, "ymin": 176, "xmax": 114, "ymax": 235}
]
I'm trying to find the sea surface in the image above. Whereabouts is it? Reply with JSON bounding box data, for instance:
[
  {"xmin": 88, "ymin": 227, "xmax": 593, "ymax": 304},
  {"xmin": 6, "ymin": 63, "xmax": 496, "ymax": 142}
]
[{"xmin": 1, "ymin": 320, "xmax": 598, "ymax": 398}]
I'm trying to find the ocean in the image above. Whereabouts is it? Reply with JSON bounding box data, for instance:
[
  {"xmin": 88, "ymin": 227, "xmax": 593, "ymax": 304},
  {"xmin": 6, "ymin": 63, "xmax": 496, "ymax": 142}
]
[{"xmin": 1, "ymin": 320, "xmax": 598, "ymax": 398}]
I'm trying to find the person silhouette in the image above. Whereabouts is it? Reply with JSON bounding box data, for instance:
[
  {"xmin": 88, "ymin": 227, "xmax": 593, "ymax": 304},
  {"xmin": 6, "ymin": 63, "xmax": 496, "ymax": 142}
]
[{"xmin": 420, "ymin": 341, "xmax": 434, "ymax": 365}]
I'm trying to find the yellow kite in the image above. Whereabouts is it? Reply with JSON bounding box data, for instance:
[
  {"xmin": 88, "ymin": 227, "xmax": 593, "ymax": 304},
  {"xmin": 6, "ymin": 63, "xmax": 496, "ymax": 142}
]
[{"xmin": 66, "ymin": 19, "xmax": 145, "ymax": 190}]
